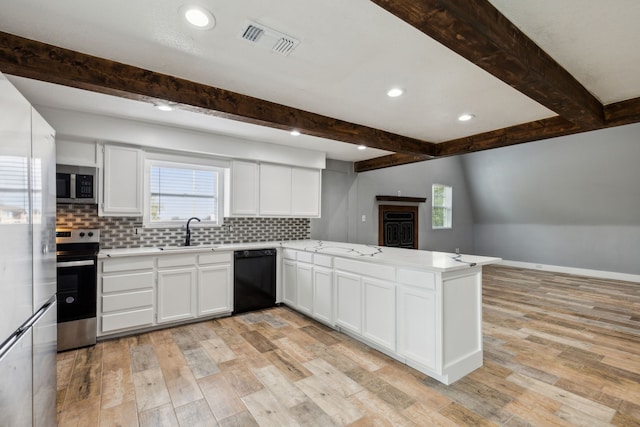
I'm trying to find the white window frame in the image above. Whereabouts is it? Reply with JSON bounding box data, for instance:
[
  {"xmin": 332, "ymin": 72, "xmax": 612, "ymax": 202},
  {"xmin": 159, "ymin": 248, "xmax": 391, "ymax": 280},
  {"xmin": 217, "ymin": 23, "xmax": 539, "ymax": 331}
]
[
  {"xmin": 432, "ymin": 183, "xmax": 452, "ymax": 229},
  {"xmin": 143, "ymin": 155, "xmax": 227, "ymax": 228}
]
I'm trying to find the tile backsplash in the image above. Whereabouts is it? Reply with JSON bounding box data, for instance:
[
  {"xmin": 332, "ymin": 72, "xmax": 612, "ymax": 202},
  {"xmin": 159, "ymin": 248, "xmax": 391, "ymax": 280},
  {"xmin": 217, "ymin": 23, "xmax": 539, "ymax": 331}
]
[{"xmin": 56, "ymin": 204, "xmax": 311, "ymax": 249}]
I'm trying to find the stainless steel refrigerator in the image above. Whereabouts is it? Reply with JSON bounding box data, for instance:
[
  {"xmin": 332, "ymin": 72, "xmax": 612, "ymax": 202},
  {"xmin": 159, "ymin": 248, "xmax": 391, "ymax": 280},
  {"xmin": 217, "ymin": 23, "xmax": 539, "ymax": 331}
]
[{"xmin": 0, "ymin": 72, "xmax": 57, "ymax": 426}]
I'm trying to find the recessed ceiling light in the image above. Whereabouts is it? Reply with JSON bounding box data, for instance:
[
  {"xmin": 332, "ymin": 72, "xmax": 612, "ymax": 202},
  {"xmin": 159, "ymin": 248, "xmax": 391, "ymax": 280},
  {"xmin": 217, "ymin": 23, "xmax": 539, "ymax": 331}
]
[
  {"xmin": 155, "ymin": 103, "xmax": 174, "ymax": 112},
  {"xmin": 387, "ymin": 88, "xmax": 404, "ymax": 98},
  {"xmin": 357, "ymin": 145, "xmax": 367, "ymax": 150},
  {"xmin": 458, "ymin": 113, "xmax": 475, "ymax": 121},
  {"xmin": 180, "ymin": 5, "xmax": 215, "ymax": 30},
  {"xmin": 290, "ymin": 130, "xmax": 301, "ymax": 136}
]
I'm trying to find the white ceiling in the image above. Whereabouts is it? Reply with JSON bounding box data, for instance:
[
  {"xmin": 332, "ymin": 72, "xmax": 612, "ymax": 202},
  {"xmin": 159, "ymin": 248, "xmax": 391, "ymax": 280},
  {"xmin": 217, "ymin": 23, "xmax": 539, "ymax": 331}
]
[{"xmin": 2, "ymin": 0, "xmax": 639, "ymax": 161}]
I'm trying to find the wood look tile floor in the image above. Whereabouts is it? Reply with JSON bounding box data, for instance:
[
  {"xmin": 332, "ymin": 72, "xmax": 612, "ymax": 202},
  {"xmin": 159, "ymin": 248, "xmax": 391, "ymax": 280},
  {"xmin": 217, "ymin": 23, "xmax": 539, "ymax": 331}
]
[{"xmin": 56, "ymin": 265, "xmax": 640, "ymax": 426}]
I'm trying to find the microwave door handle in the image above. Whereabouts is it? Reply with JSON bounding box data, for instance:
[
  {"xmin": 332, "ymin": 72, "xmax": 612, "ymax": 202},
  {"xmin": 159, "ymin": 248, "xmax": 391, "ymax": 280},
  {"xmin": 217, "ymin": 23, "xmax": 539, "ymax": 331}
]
[
  {"xmin": 70, "ymin": 174, "xmax": 76, "ymax": 199},
  {"xmin": 57, "ymin": 260, "xmax": 95, "ymax": 268}
]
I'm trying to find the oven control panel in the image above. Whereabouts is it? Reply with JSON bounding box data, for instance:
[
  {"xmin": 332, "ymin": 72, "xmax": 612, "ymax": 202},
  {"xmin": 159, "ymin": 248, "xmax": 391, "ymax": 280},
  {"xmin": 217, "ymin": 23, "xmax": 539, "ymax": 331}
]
[{"xmin": 56, "ymin": 229, "xmax": 101, "ymax": 244}]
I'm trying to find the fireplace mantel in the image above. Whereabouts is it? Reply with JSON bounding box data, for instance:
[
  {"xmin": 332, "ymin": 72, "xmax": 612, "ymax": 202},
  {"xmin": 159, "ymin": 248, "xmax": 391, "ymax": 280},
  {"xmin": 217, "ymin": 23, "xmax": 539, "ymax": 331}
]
[{"xmin": 375, "ymin": 195, "xmax": 427, "ymax": 203}]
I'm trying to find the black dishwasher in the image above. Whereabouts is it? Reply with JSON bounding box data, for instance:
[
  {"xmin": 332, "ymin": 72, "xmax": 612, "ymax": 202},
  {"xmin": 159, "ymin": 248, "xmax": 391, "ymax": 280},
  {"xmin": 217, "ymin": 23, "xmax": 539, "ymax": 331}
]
[{"xmin": 234, "ymin": 249, "xmax": 277, "ymax": 314}]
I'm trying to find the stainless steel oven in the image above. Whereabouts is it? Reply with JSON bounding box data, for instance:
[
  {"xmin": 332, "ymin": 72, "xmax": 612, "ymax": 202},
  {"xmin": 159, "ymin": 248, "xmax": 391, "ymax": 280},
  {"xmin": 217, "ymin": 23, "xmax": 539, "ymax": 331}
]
[{"xmin": 56, "ymin": 229, "xmax": 100, "ymax": 351}]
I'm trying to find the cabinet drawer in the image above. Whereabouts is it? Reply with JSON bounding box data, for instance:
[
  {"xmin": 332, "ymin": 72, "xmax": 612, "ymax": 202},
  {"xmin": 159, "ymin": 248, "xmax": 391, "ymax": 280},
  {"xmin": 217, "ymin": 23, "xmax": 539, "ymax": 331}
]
[
  {"xmin": 334, "ymin": 258, "xmax": 395, "ymax": 282},
  {"xmin": 102, "ymin": 257, "xmax": 154, "ymax": 273},
  {"xmin": 158, "ymin": 254, "xmax": 197, "ymax": 268},
  {"xmin": 101, "ymin": 308, "xmax": 154, "ymax": 333},
  {"xmin": 102, "ymin": 290, "xmax": 153, "ymax": 313},
  {"xmin": 282, "ymin": 248, "xmax": 297, "ymax": 260},
  {"xmin": 297, "ymin": 251, "xmax": 313, "ymax": 263},
  {"xmin": 313, "ymin": 254, "xmax": 333, "ymax": 268},
  {"xmin": 198, "ymin": 252, "xmax": 232, "ymax": 265},
  {"xmin": 397, "ymin": 268, "xmax": 436, "ymax": 290},
  {"xmin": 102, "ymin": 271, "xmax": 153, "ymax": 293}
]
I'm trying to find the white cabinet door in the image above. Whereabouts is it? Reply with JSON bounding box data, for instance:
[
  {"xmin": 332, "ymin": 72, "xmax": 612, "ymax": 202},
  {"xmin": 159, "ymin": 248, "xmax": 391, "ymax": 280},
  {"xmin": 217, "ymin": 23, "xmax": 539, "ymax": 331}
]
[
  {"xmin": 101, "ymin": 144, "xmax": 143, "ymax": 216},
  {"xmin": 157, "ymin": 267, "xmax": 197, "ymax": 323},
  {"xmin": 363, "ymin": 277, "xmax": 396, "ymax": 351},
  {"xmin": 230, "ymin": 160, "xmax": 258, "ymax": 215},
  {"xmin": 291, "ymin": 168, "xmax": 321, "ymax": 217},
  {"xmin": 312, "ymin": 265, "xmax": 333, "ymax": 325},
  {"xmin": 198, "ymin": 264, "xmax": 232, "ymax": 316},
  {"xmin": 296, "ymin": 262, "xmax": 313, "ymax": 315},
  {"xmin": 259, "ymin": 163, "xmax": 291, "ymax": 215},
  {"xmin": 335, "ymin": 270, "xmax": 362, "ymax": 334},
  {"xmin": 282, "ymin": 259, "xmax": 297, "ymax": 307},
  {"xmin": 56, "ymin": 140, "xmax": 98, "ymax": 167},
  {"xmin": 397, "ymin": 285, "xmax": 438, "ymax": 371}
]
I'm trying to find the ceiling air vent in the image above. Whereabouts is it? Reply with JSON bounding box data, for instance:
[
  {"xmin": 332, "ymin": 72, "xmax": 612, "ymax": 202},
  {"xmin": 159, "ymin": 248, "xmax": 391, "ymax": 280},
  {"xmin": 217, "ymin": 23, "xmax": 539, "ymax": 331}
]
[{"xmin": 240, "ymin": 21, "xmax": 300, "ymax": 56}]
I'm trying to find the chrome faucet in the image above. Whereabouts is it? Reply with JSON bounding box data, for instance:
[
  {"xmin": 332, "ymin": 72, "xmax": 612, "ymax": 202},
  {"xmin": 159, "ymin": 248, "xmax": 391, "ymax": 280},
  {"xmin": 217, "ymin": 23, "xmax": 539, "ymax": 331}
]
[{"xmin": 185, "ymin": 217, "xmax": 201, "ymax": 246}]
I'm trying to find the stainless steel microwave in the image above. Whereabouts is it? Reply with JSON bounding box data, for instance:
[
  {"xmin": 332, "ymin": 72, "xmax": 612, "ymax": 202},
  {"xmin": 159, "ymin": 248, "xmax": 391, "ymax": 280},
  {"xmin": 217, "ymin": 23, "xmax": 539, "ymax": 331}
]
[{"xmin": 56, "ymin": 165, "xmax": 98, "ymax": 204}]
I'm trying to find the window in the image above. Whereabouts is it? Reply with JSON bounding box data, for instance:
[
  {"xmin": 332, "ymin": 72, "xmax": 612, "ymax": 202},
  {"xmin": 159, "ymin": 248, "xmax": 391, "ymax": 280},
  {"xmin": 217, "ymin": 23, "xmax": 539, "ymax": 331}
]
[
  {"xmin": 145, "ymin": 160, "xmax": 224, "ymax": 227},
  {"xmin": 432, "ymin": 184, "xmax": 452, "ymax": 229}
]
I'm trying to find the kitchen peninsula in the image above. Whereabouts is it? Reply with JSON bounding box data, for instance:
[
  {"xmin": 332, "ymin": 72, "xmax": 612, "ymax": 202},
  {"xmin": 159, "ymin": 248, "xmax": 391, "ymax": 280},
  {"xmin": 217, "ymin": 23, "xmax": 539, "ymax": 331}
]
[
  {"xmin": 280, "ymin": 240, "xmax": 501, "ymax": 385},
  {"xmin": 98, "ymin": 240, "xmax": 500, "ymax": 384}
]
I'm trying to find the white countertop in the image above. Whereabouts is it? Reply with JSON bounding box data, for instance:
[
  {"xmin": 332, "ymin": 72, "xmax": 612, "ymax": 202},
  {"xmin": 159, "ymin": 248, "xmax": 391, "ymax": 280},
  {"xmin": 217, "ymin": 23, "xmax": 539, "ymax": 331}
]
[
  {"xmin": 98, "ymin": 241, "xmax": 282, "ymax": 257},
  {"xmin": 282, "ymin": 240, "xmax": 501, "ymax": 272},
  {"xmin": 100, "ymin": 240, "xmax": 501, "ymax": 272}
]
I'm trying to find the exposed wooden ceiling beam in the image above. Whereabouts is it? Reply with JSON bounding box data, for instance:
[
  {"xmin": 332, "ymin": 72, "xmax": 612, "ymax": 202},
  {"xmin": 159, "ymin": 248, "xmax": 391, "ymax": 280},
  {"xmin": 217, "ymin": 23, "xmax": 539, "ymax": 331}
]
[
  {"xmin": 370, "ymin": 0, "xmax": 605, "ymax": 127},
  {"xmin": 0, "ymin": 31, "xmax": 435, "ymax": 156},
  {"xmin": 356, "ymin": 96, "xmax": 640, "ymax": 172},
  {"xmin": 435, "ymin": 116, "xmax": 580, "ymax": 157},
  {"xmin": 354, "ymin": 153, "xmax": 433, "ymax": 173},
  {"xmin": 603, "ymin": 96, "xmax": 640, "ymax": 128},
  {"xmin": 354, "ymin": 117, "xmax": 580, "ymax": 172}
]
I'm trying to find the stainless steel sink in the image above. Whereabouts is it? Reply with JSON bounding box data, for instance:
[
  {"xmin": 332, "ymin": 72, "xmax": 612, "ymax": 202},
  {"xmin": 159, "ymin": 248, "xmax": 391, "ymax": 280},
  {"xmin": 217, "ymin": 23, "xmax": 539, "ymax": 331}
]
[{"xmin": 158, "ymin": 245, "xmax": 217, "ymax": 251}]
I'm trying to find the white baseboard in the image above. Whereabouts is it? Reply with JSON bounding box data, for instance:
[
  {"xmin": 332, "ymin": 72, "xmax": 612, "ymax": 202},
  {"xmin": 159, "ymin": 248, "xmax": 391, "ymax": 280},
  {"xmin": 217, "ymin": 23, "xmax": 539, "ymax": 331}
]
[{"xmin": 499, "ymin": 260, "xmax": 640, "ymax": 284}]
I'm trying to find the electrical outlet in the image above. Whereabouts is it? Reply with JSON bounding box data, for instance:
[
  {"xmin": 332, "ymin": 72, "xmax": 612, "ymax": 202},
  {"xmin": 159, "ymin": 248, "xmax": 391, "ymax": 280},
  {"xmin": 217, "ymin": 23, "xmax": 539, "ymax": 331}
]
[
  {"xmin": 134, "ymin": 227, "xmax": 143, "ymax": 235},
  {"xmin": 455, "ymin": 247, "xmax": 460, "ymax": 254},
  {"xmin": 361, "ymin": 215, "xmax": 366, "ymax": 222}
]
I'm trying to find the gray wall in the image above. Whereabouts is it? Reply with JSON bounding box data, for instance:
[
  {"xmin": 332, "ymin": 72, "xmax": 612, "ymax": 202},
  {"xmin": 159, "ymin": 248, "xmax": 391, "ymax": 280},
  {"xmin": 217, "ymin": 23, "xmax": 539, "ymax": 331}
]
[
  {"xmin": 461, "ymin": 123, "xmax": 640, "ymax": 275},
  {"xmin": 310, "ymin": 159, "xmax": 356, "ymax": 243},
  {"xmin": 312, "ymin": 156, "xmax": 476, "ymax": 253}
]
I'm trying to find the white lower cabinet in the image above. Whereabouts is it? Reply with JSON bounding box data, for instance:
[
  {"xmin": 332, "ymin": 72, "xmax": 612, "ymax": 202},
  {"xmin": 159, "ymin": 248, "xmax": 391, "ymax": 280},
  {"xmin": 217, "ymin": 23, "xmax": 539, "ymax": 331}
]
[
  {"xmin": 197, "ymin": 252, "xmax": 233, "ymax": 316},
  {"xmin": 312, "ymin": 265, "xmax": 333, "ymax": 325},
  {"xmin": 282, "ymin": 251, "xmax": 334, "ymax": 326},
  {"xmin": 278, "ymin": 247, "xmax": 484, "ymax": 385},
  {"xmin": 157, "ymin": 267, "xmax": 197, "ymax": 323},
  {"xmin": 396, "ymin": 284, "xmax": 438, "ymax": 371},
  {"xmin": 362, "ymin": 277, "xmax": 396, "ymax": 351},
  {"xmin": 296, "ymin": 262, "xmax": 313, "ymax": 315},
  {"xmin": 335, "ymin": 270, "xmax": 362, "ymax": 334},
  {"xmin": 99, "ymin": 250, "xmax": 233, "ymax": 337},
  {"xmin": 282, "ymin": 258, "xmax": 297, "ymax": 306},
  {"xmin": 99, "ymin": 256, "xmax": 155, "ymax": 335}
]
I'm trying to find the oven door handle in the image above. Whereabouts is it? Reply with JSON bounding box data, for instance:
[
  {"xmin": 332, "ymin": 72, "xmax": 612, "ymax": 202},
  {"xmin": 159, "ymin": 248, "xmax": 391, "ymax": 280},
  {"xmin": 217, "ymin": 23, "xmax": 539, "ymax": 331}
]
[{"xmin": 57, "ymin": 260, "xmax": 95, "ymax": 268}]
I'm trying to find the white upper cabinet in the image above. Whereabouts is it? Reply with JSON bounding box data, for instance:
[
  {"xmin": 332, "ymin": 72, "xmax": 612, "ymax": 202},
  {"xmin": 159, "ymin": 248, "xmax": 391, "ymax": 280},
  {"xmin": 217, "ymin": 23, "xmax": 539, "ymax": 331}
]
[
  {"xmin": 258, "ymin": 163, "xmax": 321, "ymax": 217},
  {"xmin": 259, "ymin": 163, "xmax": 292, "ymax": 216},
  {"xmin": 100, "ymin": 144, "xmax": 143, "ymax": 216},
  {"xmin": 229, "ymin": 160, "xmax": 259, "ymax": 216},
  {"xmin": 56, "ymin": 140, "xmax": 98, "ymax": 167},
  {"xmin": 292, "ymin": 168, "xmax": 321, "ymax": 217}
]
